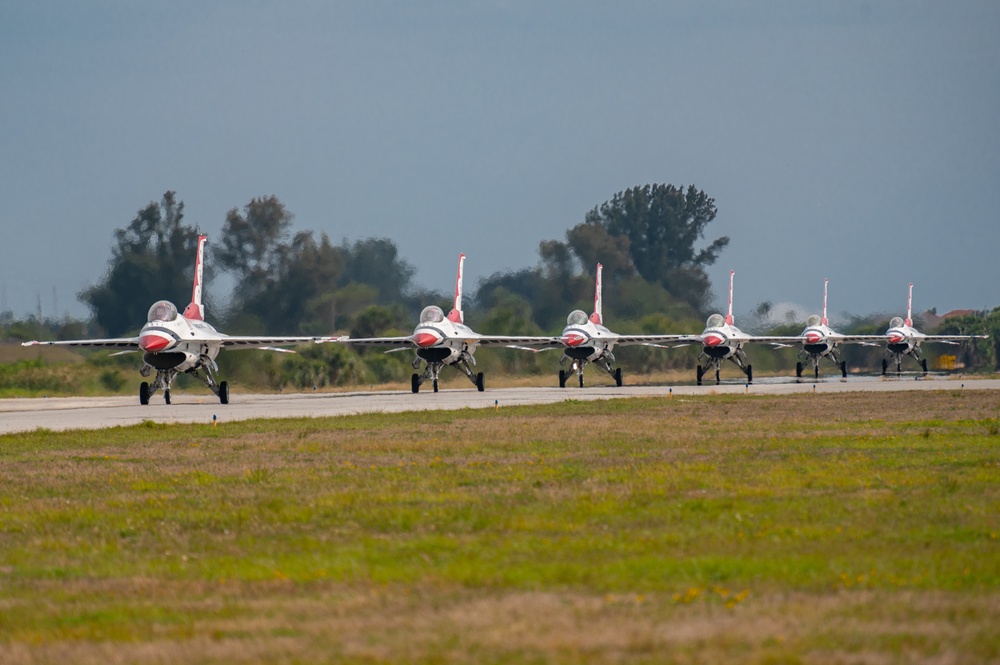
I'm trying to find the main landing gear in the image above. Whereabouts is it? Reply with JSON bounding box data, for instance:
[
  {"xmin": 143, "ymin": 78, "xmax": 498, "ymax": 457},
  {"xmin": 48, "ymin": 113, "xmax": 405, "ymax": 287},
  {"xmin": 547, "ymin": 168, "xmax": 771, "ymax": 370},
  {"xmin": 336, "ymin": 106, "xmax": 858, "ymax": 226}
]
[
  {"xmin": 796, "ymin": 355, "xmax": 848, "ymax": 381},
  {"xmin": 138, "ymin": 358, "xmax": 230, "ymax": 405},
  {"xmin": 882, "ymin": 354, "xmax": 928, "ymax": 377},
  {"xmin": 558, "ymin": 356, "xmax": 623, "ymax": 388},
  {"xmin": 411, "ymin": 354, "xmax": 485, "ymax": 393},
  {"xmin": 696, "ymin": 351, "xmax": 751, "ymax": 386}
]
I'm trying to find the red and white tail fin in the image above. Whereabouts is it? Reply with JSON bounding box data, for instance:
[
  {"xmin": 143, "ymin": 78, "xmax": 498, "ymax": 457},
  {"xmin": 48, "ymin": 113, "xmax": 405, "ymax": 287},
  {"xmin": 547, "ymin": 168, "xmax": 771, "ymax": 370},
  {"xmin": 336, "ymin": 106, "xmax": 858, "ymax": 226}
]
[
  {"xmin": 821, "ymin": 278, "xmax": 829, "ymax": 326},
  {"xmin": 182, "ymin": 235, "xmax": 207, "ymax": 320},
  {"xmin": 905, "ymin": 282, "xmax": 913, "ymax": 327},
  {"xmin": 589, "ymin": 263, "xmax": 604, "ymax": 325},
  {"xmin": 724, "ymin": 270, "xmax": 735, "ymax": 326},
  {"xmin": 447, "ymin": 253, "xmax": 466, "ymax": 324}
]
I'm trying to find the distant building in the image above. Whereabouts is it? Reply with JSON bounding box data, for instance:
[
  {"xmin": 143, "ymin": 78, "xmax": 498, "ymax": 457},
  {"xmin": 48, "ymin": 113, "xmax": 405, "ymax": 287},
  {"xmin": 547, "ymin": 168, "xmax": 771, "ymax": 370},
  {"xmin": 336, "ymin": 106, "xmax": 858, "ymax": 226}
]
[{"xmin": 922, "ymin": 309, "xmax": 978, "ymax": 331}]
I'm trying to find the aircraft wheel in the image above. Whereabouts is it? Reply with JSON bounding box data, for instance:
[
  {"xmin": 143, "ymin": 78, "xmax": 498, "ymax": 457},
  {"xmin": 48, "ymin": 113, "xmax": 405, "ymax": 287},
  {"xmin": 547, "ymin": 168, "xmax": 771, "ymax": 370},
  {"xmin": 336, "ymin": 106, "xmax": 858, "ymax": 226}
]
[
  {"xmin": 814, "ymin": 365, "xmax": 819, "ymax": 380},
  {"xmin": 219, "ymin": 381, "xmax": 230, "ymax": 405},
  {"xmin": 795, "ymin": 362, "xmax": 803, "ymax": 378},
  {"xmin": 881, "ymin": 359, "xmax": 888, "ymax": 375},
  {"xmin": 476, "ymin": 372, "xmax": 485, "ymax": 392},
  {"xmin": 614, "ymin": 367, "xmax": 623, "ymax": 387},
  {"xmin": 920, "ymin": 359, "xmax": 928, "ymax": 374},
  {"xmin": 746, "ymin": 365, "xmax": 753, "ymax": 384},
  {"xmin": 715, "ymin": 369, "xmax": 721, "ymax": 385},
  {"xmin": 433, "ymin": 379, "xmax": 439, "ymax": 393},
  {"xmin": 164, "ymin": 389, "xmax": 171, "ymax": 405},
  {"xmin": 579, "ymin": 373, "xmax": 584, "ymax": 388},
  {"xmin": 558, "ymin": 370, "xmax": 567, "ymax": 388},
  {"xmin": 696, "ymin": 365, "xmax": 703, "ymax": 386},
  {"xmin": 411, "ymin": 373, "xmax": 420, "ymax": 393},
  {"xmin": 840, "ymin": 361, "xmax": 847, "ymax": 378},
  {"xmin": 139, "ymin": 382, "xmax": 150, "ymax": 406}
]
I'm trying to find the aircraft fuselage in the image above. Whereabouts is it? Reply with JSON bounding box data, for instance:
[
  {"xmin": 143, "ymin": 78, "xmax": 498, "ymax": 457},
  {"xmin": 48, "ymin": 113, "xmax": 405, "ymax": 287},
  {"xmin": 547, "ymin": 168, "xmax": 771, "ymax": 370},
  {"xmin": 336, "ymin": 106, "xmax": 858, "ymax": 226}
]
[
  {"xmin": 560, "ymin": 322, "xmax": 617, "ymax": 363},
  {"xmin": 139, "ymin": 317, "xmax": 223, "ymax": 372}
]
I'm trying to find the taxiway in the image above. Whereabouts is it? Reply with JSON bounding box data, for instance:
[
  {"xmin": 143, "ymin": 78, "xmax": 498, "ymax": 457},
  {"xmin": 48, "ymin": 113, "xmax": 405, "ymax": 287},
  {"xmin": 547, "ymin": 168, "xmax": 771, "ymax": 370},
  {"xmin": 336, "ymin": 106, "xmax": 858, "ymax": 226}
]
[{"xmin": 2, "ymin": 376, "xmax": 997, "ymax": 435}]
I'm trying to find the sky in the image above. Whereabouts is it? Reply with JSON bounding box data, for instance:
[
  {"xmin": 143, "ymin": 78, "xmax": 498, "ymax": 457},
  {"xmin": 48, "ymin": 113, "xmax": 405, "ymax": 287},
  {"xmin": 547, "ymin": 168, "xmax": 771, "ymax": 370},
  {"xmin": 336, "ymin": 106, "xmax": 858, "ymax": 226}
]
[{"xmin": 1, "ymin": 1, "xmax": 998, "ymax": 326}]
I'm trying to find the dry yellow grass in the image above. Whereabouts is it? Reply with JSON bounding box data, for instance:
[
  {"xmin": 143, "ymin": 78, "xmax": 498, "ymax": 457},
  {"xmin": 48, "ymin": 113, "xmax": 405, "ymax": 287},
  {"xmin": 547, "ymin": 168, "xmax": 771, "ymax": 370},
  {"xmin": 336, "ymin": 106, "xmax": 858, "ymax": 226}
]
[{"xmin": 1, "ymin": 391, "xmax": 998, "ymax": 664}]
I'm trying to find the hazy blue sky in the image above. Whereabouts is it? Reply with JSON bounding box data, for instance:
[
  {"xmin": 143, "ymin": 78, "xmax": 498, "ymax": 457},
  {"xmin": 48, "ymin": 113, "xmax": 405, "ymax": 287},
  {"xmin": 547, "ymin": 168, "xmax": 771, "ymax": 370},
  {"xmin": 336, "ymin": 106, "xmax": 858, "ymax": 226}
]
[{"xmin": 2, "ymin": 1, "xmax": 997, "ymax": 325}]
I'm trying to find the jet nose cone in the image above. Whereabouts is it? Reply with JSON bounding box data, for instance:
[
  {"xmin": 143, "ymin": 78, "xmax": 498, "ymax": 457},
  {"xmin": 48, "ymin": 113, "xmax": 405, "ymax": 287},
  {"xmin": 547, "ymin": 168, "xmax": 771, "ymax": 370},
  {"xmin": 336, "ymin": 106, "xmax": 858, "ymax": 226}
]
[
  {"xmin": 413, "ymin": 332, "xmax": 439, "ymax": 348},
  {"xmin": 703, "ymin": 333, "xmax": 725, "ymax": 347},
  {"xmin": 805, "ymin": 332, "xmax": 823, "ymax": 344},
  {"xmin": 139, "ymin": 333, "xmax": 172, "ymax": 353},
  {"xmin": 562, "ymin": 333, "xmax": 588, "ymax": 347}
]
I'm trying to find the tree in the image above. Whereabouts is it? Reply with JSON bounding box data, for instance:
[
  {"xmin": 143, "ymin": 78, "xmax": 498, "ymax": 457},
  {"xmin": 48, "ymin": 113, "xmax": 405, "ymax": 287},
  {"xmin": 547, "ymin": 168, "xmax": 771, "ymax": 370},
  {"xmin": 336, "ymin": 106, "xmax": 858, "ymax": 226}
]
[
  {"xmin": 79, "ymin": 191, "xmax": 202, "ymax": 336},
  {"xmin": 216, "ymin": 195, "xmax": 295, "ymax": 303},
  {"xmin": 936, "ymin": 309, "xmax": 998, "ymax": 371},
  {"xmin": 565, "ymin": 223, "xmax": 634, "ymax": 283},
  {"xmin": 475, "ymin": 262, "xmax": 589, "ymax": 333},
  {"xmin": 216, "ymin": 197, "xmax": 420, "ymax": 335},
  {"xmin": 582, "ymin": 184, "xmax": 726, "ymax": 311},
  {"xmin": 338, "ymin": 238, "xmax": 415, "ymax": 304}
]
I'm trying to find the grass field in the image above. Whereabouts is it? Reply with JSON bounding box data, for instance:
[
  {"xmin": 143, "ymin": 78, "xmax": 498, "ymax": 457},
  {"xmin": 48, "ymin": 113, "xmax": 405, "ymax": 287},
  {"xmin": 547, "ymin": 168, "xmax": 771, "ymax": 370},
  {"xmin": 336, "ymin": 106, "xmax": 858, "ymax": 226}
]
[{"xmin": 1, "ymin": 390, "xmax": 998, "ymax": 664}]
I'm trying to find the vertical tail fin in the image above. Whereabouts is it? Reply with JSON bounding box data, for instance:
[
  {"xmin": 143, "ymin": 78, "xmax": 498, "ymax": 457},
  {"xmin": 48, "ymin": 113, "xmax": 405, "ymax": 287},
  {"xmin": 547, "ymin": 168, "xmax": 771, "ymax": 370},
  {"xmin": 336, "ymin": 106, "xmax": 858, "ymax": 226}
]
[
  {"xmin": 905, "ymin": 283, "xmax": 913, "ymax": 327},
  {"xmin": 182, "ymin": 235, "xmax": 207, "ymax": 320},
  {"xmin": 447, "ymin": 253, "xmax": 466, "ymax": 323},
  {"xmin": 724, "ymin": 270, "xmax": 735, "ymax": 325},
  {"xmin": 589, "ymin": 263, "xmax": 604, "ymax": 324},
  {"xmin": 821, "ymin": 278, "xmax": 829, "ymax": 326}
]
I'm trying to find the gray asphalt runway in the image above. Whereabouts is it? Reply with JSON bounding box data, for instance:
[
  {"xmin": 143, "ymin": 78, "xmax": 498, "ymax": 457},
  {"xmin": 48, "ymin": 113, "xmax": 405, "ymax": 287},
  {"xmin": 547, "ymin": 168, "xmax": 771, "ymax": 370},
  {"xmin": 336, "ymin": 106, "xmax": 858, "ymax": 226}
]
[{"xmin": 2, "ymin": 375, "xmax": 997, "ymax": 435}]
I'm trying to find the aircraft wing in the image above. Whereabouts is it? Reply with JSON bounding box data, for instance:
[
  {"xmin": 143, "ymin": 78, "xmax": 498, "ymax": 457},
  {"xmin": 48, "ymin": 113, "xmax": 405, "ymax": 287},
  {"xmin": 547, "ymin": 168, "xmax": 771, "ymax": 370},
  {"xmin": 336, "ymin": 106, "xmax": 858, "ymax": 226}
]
[
  {"xmin": 335, "ymin": 335, "xmax": 415, "ymax": 348},
  {"xmin": 218, "ymin": 336, "xmax": 319, "ymax": 349},
  {"xmin": 744, "ymin": 335, "xmax": 805, "ymax": 347},
  {"xmin": 614, "ymin": 334, "xmax": 702, "ymax": 346},
  {"xmin": 831, "ymin": 334, "xmax": 887, "ymax": 346},
  {"xmin": 919, "ymin": 334, "xmax": 989, "ymax": 344},
  {"xmin": 475, "ymin": 335, "xmax": 563, "ymax": 348},
  {"xmin": 22, "ymin": 338, "xmax": 140, "ymax": 349}
]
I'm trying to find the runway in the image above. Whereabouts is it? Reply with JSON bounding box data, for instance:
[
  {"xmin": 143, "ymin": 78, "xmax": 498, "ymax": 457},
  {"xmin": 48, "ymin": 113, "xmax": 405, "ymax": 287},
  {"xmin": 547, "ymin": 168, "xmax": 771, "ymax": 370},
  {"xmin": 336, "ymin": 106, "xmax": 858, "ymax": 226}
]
[{"xmin": 2, "ymin": 375, "xmax": 998, "ymax": 435}]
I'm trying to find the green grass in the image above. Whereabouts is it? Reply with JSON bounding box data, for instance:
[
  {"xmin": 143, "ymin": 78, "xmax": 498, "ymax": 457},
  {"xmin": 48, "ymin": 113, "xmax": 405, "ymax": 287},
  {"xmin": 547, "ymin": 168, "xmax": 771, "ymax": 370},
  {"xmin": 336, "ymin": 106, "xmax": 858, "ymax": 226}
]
[{"xmin": 1, "ymin": 391, "xmax": 998, "ymax": 663}]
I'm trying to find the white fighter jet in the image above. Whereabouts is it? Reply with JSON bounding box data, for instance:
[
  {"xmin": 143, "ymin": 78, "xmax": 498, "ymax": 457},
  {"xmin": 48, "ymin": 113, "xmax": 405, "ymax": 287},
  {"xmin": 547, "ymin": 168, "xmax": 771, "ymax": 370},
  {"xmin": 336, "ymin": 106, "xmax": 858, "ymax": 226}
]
[
  {"xmin": 554, "ymin": 263, "xmax": 694, "ymax": 387},
  {"xmin": 880, "ymin": 283, "xmax": 987, "ymax": 375},
  {"xmin": 22, "ymin": 235, "xmax": 318, "ymax": 405},
  {"xmin": 327, "ymin": 253, "xmax": 557, "ymax": 393},
  {"xmin": 688, "ymin": 270, "xmax": 800, "ymax": 385},
  {"xmin": 792, "ymin": 279, "xmax": 883, "ymax": 380}
]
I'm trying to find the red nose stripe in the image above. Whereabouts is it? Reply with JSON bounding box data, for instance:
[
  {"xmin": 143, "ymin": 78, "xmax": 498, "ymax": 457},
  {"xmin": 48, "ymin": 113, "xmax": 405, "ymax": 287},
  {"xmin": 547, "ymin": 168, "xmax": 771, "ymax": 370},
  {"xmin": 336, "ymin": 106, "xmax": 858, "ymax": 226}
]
[
  {"xmin": 139, "ymin": 334, "xmax": 172, "ymax": 352},
  {"xmin": 805, "ymin": 333, "xmax": 822, "ymax": 344},
  {"xmin": 413, "ymin": 332, "xmax": 439, "ymax": 348},
  {"xmin": 889, "ymin": 334, "xmax": 904, "ymax": 344},
  {"xmin": 704, "ymin": 334, "xmax": 724, "ymax": 347},
  {"xmin": 562, "ymin": 333, "xmax": 587, "ymax": 347}
]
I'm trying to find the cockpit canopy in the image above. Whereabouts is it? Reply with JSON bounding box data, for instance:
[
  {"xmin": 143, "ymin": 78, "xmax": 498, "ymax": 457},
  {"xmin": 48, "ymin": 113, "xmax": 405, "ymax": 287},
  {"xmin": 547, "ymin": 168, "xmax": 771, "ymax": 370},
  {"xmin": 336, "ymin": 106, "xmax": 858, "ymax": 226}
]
[
  {"xmin": 147, "ymin": 300, "xmax": 178, "ymax": 323},
  {"xmin": 889, "ymin": 316, "xmax": 905, "ymax": 328},
  {"xmin": 420, "ymin": 305, "xmax": 445, "ymax": 324},
  {"xmin": 806, "ymin": 314, "xmax": 822, "ymax": 327},
  {"xmin": 567, "ymin": 310, "xmax": 589, "ymax": 326},
  {"xmin": 706, "ymin": 313, "xmax": 725, "ymax": 328}
]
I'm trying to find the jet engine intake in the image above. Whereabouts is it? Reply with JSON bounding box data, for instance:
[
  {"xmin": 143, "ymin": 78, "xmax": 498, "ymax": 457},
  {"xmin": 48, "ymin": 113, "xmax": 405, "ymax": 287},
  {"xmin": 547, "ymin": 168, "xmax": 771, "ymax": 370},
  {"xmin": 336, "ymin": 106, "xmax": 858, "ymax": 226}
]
[
  {"xmin": 143, "ymin": 351, "xmax": 197, "ymax": 371},
  {"xmin": 417, "ymin": 347, "xmax": 457, "ymax": 364}
]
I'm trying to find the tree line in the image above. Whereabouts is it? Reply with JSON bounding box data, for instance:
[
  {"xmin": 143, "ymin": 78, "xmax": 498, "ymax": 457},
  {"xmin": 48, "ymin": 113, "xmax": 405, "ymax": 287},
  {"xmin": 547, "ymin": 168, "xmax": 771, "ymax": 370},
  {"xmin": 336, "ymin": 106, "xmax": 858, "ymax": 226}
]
[
  {"xmin": 70, "ymin": 184, "xmax": 726, "ymax": 342},
  {"xmin": 4, "ymin": 184, "xmax": 997, "ymax": 390}
]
